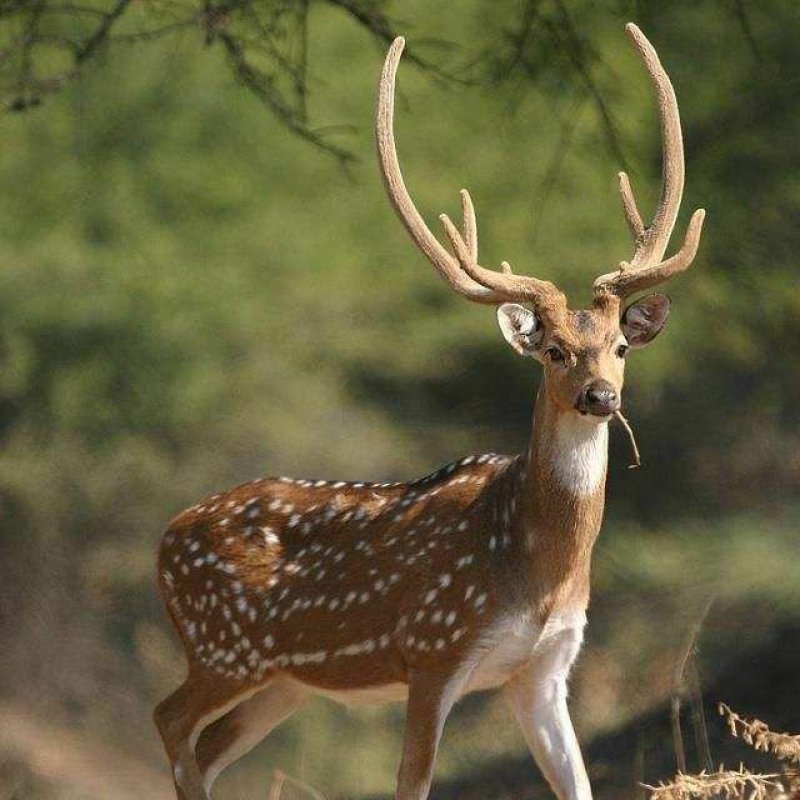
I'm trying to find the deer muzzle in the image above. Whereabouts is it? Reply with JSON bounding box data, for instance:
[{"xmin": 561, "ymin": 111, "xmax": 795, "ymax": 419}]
[{"xmin": 576, "ymin": 380, "xmax": 620, "ymax": 417}]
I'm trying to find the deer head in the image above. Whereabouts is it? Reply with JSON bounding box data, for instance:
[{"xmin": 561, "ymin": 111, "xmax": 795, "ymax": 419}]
[{"xmin": 376, "ymin": 24, "xmax": 705, "ymax": 422}]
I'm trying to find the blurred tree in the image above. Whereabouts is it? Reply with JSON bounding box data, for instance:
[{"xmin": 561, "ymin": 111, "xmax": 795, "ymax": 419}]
[
  {"xmin": 0, "ymin": 0, "xmax": 415, "ymax": 160},
  {"xmin": 0, "ymin": 0, "xmax": 765, "ymax": 164}
]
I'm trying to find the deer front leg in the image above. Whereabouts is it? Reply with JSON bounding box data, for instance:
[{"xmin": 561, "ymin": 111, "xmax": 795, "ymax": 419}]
[
  {"xmin": 503, "ymin": 622, "xmax": 592, "ymax": 800},
  {"xmin": 395, "ymin": 668, "xmax": 467, "ymax": 800}
]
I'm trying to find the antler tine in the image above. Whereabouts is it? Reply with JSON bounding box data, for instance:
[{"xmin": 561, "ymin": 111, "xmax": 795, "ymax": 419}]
[
  {"xmin": 626, "ymin": 21, "xmax": 683, "ymax": 268},
  {"xmin": 460, "ymin": 189, "xmax": 478, "ymax": 262},
  {"xmin": 594, "ymin": 208, "xmax": 705, "ymax": 295},
  {"xmin": 618, "ymin": 171, "xmax": 645, "ymax": 241},
  {"xmin": 376, "ymin": 38, "xmax": 566, "ymax": 317},
  {"xmin": 376, "ymin": 37, "xmax": 503, "ymax": 305},
  {"xmin": 439, "ymin": 208, "xmax": 563, "ymax": 315},
  {"xmin": 595, "ymin": 23, "xmax": 705, "ymax": 300}
]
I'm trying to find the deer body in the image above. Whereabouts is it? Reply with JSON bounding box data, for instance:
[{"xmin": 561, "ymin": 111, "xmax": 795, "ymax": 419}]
[
  {"xmin": 155, "ymin": 23, "xmax": 704, "ymax": 800},
  {"xmin": 160, "ymin": 386, "xmax": 606, "ymax": 686},
  {"xmin": 157, "ymin": 380, "xmax": 605, "ymax": 799}
]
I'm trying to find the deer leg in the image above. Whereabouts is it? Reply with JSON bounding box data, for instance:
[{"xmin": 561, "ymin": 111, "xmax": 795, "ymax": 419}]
[
  {"xmin": 395, "ymin": 668, "xmax": 467, "ymax": 800},
  {"xmin": 503, "ymin": 624, "xmax": 592, "ymax": 800},
  {"xmin": 505, "ymin": 674, "xmax": 591, "ymax": 800},
  {"xmin": 196, "ymin": 676, "xmax": 308, "ymax": 794},
  {"xmin": 154, "ymin": 674, "xmax": 259, "ymax": 800}
]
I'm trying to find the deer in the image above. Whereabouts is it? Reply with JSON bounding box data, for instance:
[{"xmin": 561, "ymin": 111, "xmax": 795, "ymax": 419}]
[{"xmin": 154, "ymin": 23, "xmax": 704, "ymax": 800}]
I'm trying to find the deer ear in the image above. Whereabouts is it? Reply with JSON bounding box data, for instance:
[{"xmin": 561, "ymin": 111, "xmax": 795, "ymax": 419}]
[
  {"xmin": 497, "ymin": 303, "xmax": 542, "ymax": 357},
  {"xmin": 621, "ymin": 293, "xmax": 671, "ymax": 348}
]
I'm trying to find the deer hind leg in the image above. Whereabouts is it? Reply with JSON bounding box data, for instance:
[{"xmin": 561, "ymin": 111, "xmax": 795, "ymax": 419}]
[
  {"xmin": 154, "ymin": 673, "xmax": 261, "ymax": 800},
  {"xmin": 195, "ymin": 676, "xmax": 309, "ymax": 795},
  {"xmin": 395, "ymin": 668, "xmax": 469, "ymax": 800}
]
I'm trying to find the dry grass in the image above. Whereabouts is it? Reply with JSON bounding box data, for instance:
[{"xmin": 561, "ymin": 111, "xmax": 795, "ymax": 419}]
[
  {"xmin": 644, "ymin": 767, "xmax": 782, "ymax": 800},
  {"xmin": 644, "ymin": 706, "xmax": 800, "ymax": 799},
  {"xmin": 719, "ymin": 704, "xmax": 800, "ymax": 766}
]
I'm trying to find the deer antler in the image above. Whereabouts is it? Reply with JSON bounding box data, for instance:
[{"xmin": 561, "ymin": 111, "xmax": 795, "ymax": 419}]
[
  {"xmin": 376, "ymin": 37, "xmax": 567, "ymax": 324},
  {"xmin": 594, "ymin": 24, "xmax": 705, "ymax": 300}
]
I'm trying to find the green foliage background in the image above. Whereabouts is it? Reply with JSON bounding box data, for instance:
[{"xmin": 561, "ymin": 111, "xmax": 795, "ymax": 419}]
[{"xmin": 0, "ymin": 1, "xmax": 797, "ymax": 797}]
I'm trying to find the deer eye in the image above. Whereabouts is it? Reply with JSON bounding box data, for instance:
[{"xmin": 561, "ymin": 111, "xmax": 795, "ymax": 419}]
[
  {"xmin": 616, "ymin": 343, "xmax": 629, "ymax": 358},
  {"xmin": 546, "ymin": 347, "xmax": 565, "ymax": 364}
]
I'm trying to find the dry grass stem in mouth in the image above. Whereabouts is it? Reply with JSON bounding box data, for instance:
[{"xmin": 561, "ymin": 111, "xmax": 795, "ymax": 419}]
[
  {"xmin": 718, "ymin": 703, "xmax": 800, "ymax": 765},
  {"xmin": 643, "ymin": 768, "xmax": 783, "ymax": 800},
  {"xmin": 613, "ymin": 409, "xmax": 642, "ymax": 468}
]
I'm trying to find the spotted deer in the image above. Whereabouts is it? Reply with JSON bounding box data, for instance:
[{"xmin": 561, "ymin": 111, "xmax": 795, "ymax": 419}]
[{"xmin": 155, "ymin": 23, "xmax": 704, "ymax": 800}]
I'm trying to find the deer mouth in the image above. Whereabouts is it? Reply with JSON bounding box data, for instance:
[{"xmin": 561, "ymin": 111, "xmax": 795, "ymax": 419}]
[
  {"xmin": 576, "ymin": 409, "xmax": 616, "ymax": 423},
  {"xmin": 578, "ymin": 409, "xmax": 614, "ymax": 419}
]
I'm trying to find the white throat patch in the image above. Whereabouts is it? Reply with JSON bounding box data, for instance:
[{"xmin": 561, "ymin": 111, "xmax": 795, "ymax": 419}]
[{"xmin": 549, "ymin": 414, "xmax": 608, "ymax": 496}]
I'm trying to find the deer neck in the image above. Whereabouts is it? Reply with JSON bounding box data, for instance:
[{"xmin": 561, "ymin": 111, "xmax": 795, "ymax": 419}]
[
  {"xmin": 528, "ymin": 380, "xmax": 609, "ymax": 499},
  {"xmin": 512, "ymin": 379, "xmax": 609, "ymax": 612}
]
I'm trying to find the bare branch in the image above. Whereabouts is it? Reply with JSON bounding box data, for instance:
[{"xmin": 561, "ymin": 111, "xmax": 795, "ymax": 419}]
[
  {"xmin": 216, "ymin": 28, "xmax": 355, "ymax": 164},
  {"xmin": 74, "ymin": 0, "xmax": 130, "ymax": 64}
]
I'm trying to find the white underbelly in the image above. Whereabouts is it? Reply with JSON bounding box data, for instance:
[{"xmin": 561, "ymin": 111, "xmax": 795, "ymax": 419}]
[
  {"xmin": 314, "ymin": 682, "xmax": 409, "ymax": 706},
  {"xmin": 304, "ymin": 611, "xmax": 585, "ymax": 707}
]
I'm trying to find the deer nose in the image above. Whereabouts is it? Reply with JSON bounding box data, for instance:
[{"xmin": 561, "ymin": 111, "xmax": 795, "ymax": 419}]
[{"xmin": 577, "ymin": 380, "xmax": 619, "ymax": 416}]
